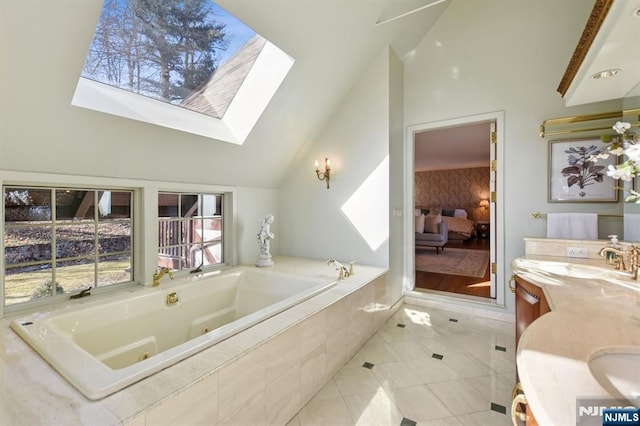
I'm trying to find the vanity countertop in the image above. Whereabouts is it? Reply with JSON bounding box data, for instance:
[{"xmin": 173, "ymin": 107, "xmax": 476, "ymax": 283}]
[{"xmin": 512, "ymin": 255, "xmax": 640, "ymax": 426}]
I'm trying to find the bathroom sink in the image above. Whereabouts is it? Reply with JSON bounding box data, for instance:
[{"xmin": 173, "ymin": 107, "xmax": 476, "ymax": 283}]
[
  {"xmin": 588, "ymin": 347, "xmax": 640, "ymax": 406},
  {"xmin": 536, "ymin": 262, "xmax": 614, "ymax": 279}
]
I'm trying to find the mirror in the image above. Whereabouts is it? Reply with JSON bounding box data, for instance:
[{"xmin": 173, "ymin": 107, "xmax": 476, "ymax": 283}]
[
  {"xmin": 557, "ymin": 0, "xmax": 640, "ymax": 241},
  {"xmin": 623, "ymin": 93, "xmax": 640, "ymax": 241}
]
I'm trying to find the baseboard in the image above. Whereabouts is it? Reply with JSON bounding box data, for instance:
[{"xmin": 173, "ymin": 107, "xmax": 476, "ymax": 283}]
[{"xmin": 405, "ymin": 293, "xmax": 514, "ymax": 323}]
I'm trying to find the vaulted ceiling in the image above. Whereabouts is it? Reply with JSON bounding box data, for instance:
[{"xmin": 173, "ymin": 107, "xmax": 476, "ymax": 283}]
[{"xmin": 2, "ymin": 0, "xmax": 602, "ymax": 186}]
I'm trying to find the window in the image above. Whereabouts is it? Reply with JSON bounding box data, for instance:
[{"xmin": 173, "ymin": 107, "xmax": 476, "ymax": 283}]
[
  {"xmin": 79, "ymin": 0, "xmax": 256, "ymax": 119},
  {"xmin": 72, "ymin": 0, "xmax": 294, "ymax": 143},
  {"xmin": 158, "ymin": 192, "xmax": 223, "ymax": 271},
  {"xmin": 4, "ymin": 187, "xmax": 133, "ymax": 306}
]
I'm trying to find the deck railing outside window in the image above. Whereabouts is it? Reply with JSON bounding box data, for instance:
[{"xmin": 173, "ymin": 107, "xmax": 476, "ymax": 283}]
[{"xmin": 158, "ymin": 192, "xmax": 223, "ymax": 271}]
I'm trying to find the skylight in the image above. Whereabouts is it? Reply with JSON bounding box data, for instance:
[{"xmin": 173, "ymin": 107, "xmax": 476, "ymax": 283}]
[{"xmin": 72, "ymin": 0, "xmax": 294, "ymax": 144}]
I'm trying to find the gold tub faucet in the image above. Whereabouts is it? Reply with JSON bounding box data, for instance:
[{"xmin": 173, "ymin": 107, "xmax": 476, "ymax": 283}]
[
  {"xmin": 327, "ymin": 259, "xmax": 354, "ymax": 280},
  {"xmin": 153, "ymin": 267, "xmax": 174, "ymax": 287}
]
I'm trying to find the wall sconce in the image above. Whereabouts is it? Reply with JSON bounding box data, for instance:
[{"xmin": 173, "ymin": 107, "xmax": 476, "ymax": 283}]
[
  {"xmin": 315, "ymin": 157, "xmax": 331, "ymax": 189},
  {"xmin": 479, "ymin": 199, "xmax": 489, "ymax": 209}
]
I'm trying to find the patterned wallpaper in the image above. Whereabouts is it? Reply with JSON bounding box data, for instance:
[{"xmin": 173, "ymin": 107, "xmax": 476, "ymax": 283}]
[{"xmin": 415, "ymin": 167, "xmax": 490, "ymax": 221}]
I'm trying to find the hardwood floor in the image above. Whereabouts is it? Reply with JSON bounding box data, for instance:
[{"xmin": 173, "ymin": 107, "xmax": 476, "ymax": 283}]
[{"xmin": 414, "ymin": 237, "xmax": 492, "ymax": 298}]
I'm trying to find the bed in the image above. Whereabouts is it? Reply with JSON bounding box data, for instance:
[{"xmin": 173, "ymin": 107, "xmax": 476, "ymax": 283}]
[{"xmin": 415, "ymin": 207, "xmax": 476, "ymax": 241}]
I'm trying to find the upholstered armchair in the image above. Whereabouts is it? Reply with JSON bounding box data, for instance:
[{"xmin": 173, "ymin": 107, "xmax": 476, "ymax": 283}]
[{"xmin": 415, "ymin": 216, "xmax": 448, "ymax": 254}]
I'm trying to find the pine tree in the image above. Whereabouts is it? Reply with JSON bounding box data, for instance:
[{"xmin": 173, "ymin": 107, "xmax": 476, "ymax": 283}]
[{"xmin": 84, "ymin": 0, "xmax": 227, "ymax": 103}]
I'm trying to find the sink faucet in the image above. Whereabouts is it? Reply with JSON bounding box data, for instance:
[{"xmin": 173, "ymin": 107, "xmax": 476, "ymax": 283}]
[
  {"xmin": 327, "ymin": 259, "xmax": 354, "ymax": 280},
  {"xmin": 153, "ymin": 267, "xmax": 174, "ymax": 287},
  {"xmin": 599, "ymin": 245, "xmax": 640, "ymax": 279}
]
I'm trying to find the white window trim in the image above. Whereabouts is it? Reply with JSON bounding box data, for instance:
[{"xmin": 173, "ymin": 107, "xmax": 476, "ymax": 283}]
[{"xmin": 0, "ymin": 170, "xmax": 237, "ymax": 318}]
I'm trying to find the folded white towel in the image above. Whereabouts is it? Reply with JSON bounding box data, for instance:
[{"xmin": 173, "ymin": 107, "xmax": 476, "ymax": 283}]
[
  {"xmin": 624, "ymin": 213, "xmax": 640, "ymax": 241},
  {"xmin": 546, "ymin": 212, "xmax": 598, "ymax": 240}
]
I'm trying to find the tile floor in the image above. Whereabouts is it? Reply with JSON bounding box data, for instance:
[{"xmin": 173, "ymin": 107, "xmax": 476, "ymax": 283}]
[{"xmin": 287, "ymin": 303, "xmax": 515, "ymax": 425}]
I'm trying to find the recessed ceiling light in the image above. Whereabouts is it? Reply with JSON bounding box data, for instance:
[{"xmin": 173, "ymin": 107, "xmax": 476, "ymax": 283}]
[{"xmin": 591, "ymin": 69, "xmax": 620, "ymax": 80}]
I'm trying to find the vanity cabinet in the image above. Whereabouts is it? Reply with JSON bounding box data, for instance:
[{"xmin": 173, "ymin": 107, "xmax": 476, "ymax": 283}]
[
  {"xmin": 514, "ymin": 275, "xmax": 550, "ymax": 349},
  {"xmin": 512, "ymin": 275, "xmax": 550, "ymax": 426}
]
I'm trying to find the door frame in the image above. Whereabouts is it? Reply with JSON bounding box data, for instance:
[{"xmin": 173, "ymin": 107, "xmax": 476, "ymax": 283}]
[{"xmin": 404, "ymin": 111, "xmax": 505, "ymax": 308}]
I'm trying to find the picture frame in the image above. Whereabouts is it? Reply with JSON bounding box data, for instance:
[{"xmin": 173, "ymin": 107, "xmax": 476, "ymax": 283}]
[
  {"xmin": 630, "ymin": 176, "xmax": 640, "ymax": 202},
  {"xmin": 548, "ymin": 137, "xmax": 619, "ymax": 202}
]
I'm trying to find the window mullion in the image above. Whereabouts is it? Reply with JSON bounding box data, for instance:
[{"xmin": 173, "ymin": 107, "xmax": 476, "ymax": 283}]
[
  {"xmin": 51, "ymin": 188, "xmax": 57, "ymax": 292},
  {"xmin": 94, "ymin": 190, "xmax": 99, "ymax": 289},
  {"xmin": 199, "ymin": 196, "xmax": 205, "ymax": 256}
]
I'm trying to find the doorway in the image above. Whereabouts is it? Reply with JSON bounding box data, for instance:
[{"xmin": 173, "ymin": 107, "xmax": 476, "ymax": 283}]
[
  {"xmin": 405, "ymin": 112, "xmax": 504, "ymax": 306},
  {"xmin": 414, "ymin": 122, "xmax": 492, "ymax": 298}
]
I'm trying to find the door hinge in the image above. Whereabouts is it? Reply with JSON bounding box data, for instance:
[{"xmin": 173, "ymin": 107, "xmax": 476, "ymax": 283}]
[
  {"xmin": 491, "ymin": 262, "xmax": 497, "ymax": 274},
  {"xmin": 491, "ymin": 191, "xmax": 496, "ymax": 202},
  {"xmin": 491, "ymin": 131, "xmax": 497, "ymax": 144},
  {"xmin": 491, "ymin": 160, "xmax": 497, "ymax": 172}
]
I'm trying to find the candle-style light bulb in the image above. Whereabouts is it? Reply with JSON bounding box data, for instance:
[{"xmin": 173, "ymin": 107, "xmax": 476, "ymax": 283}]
[
  {"xmin": 325, "ymin": 158, "xmax": 331, "ymax": 169},
  {"xmin": 315, "ymin": 160, "xmax": 319, "ymax": 171}
]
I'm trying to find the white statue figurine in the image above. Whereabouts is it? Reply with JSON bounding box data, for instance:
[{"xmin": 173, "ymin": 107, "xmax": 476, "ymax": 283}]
[{"xmin": 256, "ymin": 214, "xmax": 275, "ymax": 267}]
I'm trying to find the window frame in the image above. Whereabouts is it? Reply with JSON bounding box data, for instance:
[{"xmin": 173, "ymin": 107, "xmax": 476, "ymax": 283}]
[
  {"xmin": 3, "ymin": 184, "xmax": 136, "ymax": 313},
  {"xmin": 72, "ymin": 1, "xmax": 294, "ymax": 144},
  {"xmin": 0, "ymin": 171, "xmax": 237, "ymax": 318},
  {"xmin": 157, "ymin": 191, "xmax": 225, "ymax": 272}
]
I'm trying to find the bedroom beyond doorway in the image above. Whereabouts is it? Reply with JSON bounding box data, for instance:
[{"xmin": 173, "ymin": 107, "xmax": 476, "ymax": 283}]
[
  {"xmin": 412, "ymin": 119, "xmax": 495, "ymax": 300},
  {"xmin": 414, "ymin": 238, "xmax": 491, "ymax": 298}
]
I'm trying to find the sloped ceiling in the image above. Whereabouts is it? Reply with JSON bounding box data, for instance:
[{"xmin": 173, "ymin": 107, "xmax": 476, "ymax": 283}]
[
  {"xmin": 1, "ymin": 0, "xmax": 451, "ymax": 188},
  {"xmin": 195, "ymin": 0, "xmax": 453, "ymax": 182}
]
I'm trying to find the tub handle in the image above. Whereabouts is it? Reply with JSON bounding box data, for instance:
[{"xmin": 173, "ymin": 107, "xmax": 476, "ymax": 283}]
[{"xmin": 166, "ymin": 292, "xmax": 179, "ymax": 305}]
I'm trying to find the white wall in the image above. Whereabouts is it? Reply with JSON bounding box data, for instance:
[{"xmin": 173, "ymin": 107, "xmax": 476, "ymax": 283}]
[
  {"xmin": 278, "ymin": 49, "xmax": 391, "ymax": 269},
  {"xmin": 0, "ymin": 1, "xmax": 283, "ymax": 266},
  {"xmin": 388, "ymin": 49, "xmax": 405, "ymax": 304},
  {"xmin": 403, "ymin": 0, "xmax": 623, "ymax": 314},
  {"xmin": 235, "ymin": 187, "xmax": 280, "ymax": 265}
]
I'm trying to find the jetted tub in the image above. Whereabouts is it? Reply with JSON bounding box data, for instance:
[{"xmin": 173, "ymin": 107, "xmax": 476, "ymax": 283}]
[{"xmin": 10, "ymin": 266, "xmax": 336, "ymax": 400}]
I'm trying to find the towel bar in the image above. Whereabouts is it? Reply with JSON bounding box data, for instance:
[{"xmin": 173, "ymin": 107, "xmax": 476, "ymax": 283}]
[{"xmin": 531, "ymin": 211, "xmax": 622, "ymax": 219}]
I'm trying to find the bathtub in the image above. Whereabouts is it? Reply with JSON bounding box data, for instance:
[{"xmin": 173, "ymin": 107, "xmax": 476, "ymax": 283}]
[{"xmin": 10, "ymin": 266, "xmax": 336, "ymax": 400}]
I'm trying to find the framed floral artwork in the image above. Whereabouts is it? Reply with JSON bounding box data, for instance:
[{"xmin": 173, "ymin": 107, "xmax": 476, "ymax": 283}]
[{"xmin": 548, "ymin": 137, "xmax": 619, "ymax": 202}]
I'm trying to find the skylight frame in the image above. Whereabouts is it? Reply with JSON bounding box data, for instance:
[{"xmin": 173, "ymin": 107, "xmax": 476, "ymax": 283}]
[{"xmin": 72, "ymin": 1, "xmax": 294, "ymax": 145}]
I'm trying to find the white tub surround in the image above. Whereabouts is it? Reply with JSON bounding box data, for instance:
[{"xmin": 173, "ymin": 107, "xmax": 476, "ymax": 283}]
[
  {"xmin": 11, "ymin": 267, "xmax": 336, "ymax": 400},
  {"xmin": 512, "ymin": 240, "xmax": 640, "ymax": 425},
  {"xmin": 0, "ymin": 257, "xmax": 398, "ymax": 425}
]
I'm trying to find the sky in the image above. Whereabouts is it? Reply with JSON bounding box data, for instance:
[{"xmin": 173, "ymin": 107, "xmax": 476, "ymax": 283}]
[
  {"xmin": 211, "ymin": 2, "xmax": 257, "ymax": 64},
  {"xmin": 95, "ymin": 0, "xmax": 257, "ymax": 66}
]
